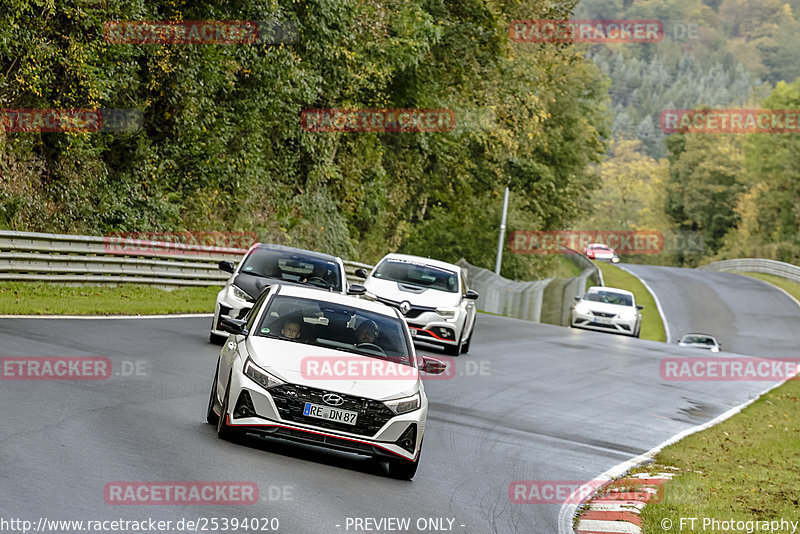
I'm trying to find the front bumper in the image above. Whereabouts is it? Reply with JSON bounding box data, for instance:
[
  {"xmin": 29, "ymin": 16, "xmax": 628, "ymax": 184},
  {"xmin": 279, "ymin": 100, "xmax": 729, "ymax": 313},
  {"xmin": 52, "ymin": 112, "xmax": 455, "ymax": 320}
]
[
  {"xmin": 405, "ymin": 311, "xmax": 464, "ymax": 348},
  {"xmin": 220, "ymin": 368, "xmax": 425, "ymax": 462},
  {"xmin": 571, "ymin": 311, "xmax": 636, "ymax": 336}
]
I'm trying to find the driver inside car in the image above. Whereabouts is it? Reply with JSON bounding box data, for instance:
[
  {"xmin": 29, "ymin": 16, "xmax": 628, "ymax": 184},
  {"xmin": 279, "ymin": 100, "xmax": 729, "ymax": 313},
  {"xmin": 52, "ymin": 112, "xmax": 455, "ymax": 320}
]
[
  {"xmin": 354, "ymin": 320, "xmax": 380, "ymax": 345},
  {"xmin": 280, "ymin": 319, "xmax": 303, "ymax": 340}
]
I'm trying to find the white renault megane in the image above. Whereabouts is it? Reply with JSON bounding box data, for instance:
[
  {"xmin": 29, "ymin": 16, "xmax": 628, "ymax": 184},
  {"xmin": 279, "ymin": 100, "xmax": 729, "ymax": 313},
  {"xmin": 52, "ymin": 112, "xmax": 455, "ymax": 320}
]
[{"xmin": 206, "ymin": 284, "xmax": 446, "ymax": 479}]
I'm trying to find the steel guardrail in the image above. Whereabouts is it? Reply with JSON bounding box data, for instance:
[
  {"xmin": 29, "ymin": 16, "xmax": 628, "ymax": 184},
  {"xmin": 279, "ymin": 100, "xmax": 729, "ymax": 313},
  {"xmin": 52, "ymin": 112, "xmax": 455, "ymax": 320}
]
[
  {"xmin": 0, "ymin": 230, "xmax": 372, "ymax": 287},
  {"xmin": 698, "ymin": 258, "xmax": 800, "ymax": 283}
]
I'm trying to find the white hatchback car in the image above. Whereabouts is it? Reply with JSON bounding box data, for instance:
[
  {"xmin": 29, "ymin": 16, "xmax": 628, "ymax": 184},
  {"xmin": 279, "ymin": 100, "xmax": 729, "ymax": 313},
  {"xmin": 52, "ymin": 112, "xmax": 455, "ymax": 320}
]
[
  {"xmin": 211, "ymin": 244, "xmax": 348, "ymax": 344},
  {"xmin": 678, "ymin": 333, "xmax": 721, "ymax": 352},
  {"xmin": 571, "ymin": 286, "xmax": 642, "ymax": 337},
  {"xmin": 358, "ymin": 254, "xmax": 478, "ymax": 355},
  {"xmin": 206, "ymin": 284, "xmax": 446, "ymax": 480}
]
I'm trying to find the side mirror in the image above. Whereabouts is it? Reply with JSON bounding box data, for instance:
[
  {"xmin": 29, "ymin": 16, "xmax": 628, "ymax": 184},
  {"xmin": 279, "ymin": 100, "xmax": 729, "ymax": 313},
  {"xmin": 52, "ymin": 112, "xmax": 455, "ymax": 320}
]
[
  {"xmin": 636, "ymin": 305, "xmax": 644, "ymax": 310},
  {"xmin": 465, "ymin": 289, "xmax": 479, "ymax": 300},
  {"xmin": 219, "ymin": 260, "xmax": 235, "ymax": 274},
  {"xmin": 574, "ymin": 296, "xmax": 582, "ymax": 302},
  {"xmin": 354, "ymin": 268, "xmax": 368, "ymax": 279},
  {"xmin": 220, "ymin": 317, "xmax": 248, "ymax": 336},
  {"xmin": 419, "ymin": 356, "xmax": 447, "ymax": 375},
  {"xmin": 348, "ymin": 284, "xmax": 367, "ymax": 295}
]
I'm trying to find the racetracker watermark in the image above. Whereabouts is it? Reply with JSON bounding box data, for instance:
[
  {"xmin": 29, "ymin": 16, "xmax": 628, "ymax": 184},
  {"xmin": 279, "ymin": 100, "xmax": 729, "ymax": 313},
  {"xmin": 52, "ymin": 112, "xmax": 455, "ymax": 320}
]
[
  {"xmin": 103, "ymin": 20, "xmax": 297, "ymax": 45},
  {"xmin": 660, "ymin": 109, "xmax": 800, "ymax": 134},
  {"xmin": 300, "ymin": 109, "xmax": 455, "ymax": 133},
  {"xmin": 299, "ymin": 356, "xmax": 489, "ymax": 381},
  {"xmin": 508, "ymin": 230, "xmax": 663, "ymax": 254},
  {"xmin": 510, "ymin": 19, "xmax": 663, "ymax": 43},
  {"xmin": 0, "ymin": 109, "xmax": 142, "ymax": 133},
  {"xmin": 103, "ymin": 231, "xmax": 257, "ymax": 255},
  {"xmin": 509, "ymin": 480, "xmax": 664, "ymax": 504},
  {"xmin": 661, "ymin": 357, "xmax": 800, "ymax": 381},
  {"xmin": 104, "ymin": 482, "xmax": 258, "ymax": 505},
  {"xmin": 1, "ymin": 357, "xmax": 111, "ymax": 380}
]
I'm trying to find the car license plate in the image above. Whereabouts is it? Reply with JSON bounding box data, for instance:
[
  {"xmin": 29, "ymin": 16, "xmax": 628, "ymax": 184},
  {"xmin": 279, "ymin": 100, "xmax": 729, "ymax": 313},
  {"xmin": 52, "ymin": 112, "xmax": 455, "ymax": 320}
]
[
  {"xmin": 303, "ymin": 403, "xmax": 358, "ymax": 425},
  {"xmin": 593, "ymin": 317, "xmax": 613, "ymax": 325}
]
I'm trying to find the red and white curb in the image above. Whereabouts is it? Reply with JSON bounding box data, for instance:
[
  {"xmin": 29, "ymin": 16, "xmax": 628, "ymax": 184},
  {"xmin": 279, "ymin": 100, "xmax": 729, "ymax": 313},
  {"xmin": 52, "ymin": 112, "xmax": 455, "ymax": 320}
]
[{"xmin": 575, "ymin": 473, "xmax": 674, "ymax": 534}]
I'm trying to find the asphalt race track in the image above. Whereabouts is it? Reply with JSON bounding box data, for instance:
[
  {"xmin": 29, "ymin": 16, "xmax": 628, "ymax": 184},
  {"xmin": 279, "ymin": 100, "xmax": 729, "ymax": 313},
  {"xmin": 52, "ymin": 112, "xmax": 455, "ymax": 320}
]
[
  {"xmin": 2, "ymin": 266, "xmax": 798, "ymax": 534},
  {"xmin": 622, "ymin": 264, "xmax": 800, "ymax": 356}
]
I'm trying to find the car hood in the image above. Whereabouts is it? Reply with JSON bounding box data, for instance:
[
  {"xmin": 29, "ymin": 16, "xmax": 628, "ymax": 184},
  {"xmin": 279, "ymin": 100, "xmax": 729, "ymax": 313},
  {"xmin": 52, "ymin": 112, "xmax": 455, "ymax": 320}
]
[
  {"xmin": 245, "ymin": 336, "xmax": 420, "ymax": 400},
  {"xmin": 233, "ymin": 272, "xmax": 276, "ymax": 300},
  {"xmin": 364, "ymin": 277, "xmax": 460, "ymax": 308},
  {"xmin": 579, "ymin": 300, "xmax": 635, "ymax": 315}
]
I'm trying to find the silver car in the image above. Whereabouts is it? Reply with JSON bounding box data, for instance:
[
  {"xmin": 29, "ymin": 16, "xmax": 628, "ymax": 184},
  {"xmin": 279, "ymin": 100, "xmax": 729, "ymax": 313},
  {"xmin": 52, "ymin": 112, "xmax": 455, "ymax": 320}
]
[
  {"xmin": 678, "ymin": 333, "xmax": 721, "ymax": 352},
  {"xmin": 210, "ymin": 244, "xmax": 348, "ymax": 344}
]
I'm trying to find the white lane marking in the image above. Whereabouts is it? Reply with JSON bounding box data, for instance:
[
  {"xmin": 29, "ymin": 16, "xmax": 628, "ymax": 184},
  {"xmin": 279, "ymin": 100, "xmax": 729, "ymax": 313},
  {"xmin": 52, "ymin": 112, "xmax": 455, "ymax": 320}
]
[
  {"xmin": 557, "ymin": 374, "xmax": 796, "ymax": 534},
  {"xmin": 738, "ymin": 273, "xmax": 800, "ymax": 309},
  {"xmin": 576, "ymin": 519, "xmax": 641, "ymax": 533},
  {"xmin": 0, "ymin": 313, "xmax": 213, "ymax": 319},
  {"xmin": 587, "ymin": 501, "xmax": 645, "ymax": 512},
  {"xmin": 615, "ymin": 264, "xmax": 672, "ymax": 343}
]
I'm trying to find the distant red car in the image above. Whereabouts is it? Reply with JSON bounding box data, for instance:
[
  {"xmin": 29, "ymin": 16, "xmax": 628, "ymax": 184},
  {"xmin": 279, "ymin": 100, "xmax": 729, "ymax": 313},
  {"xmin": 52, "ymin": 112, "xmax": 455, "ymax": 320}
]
[{"xmin": 583, "ymin": 243, "xmax": 620, "ymax": 263}]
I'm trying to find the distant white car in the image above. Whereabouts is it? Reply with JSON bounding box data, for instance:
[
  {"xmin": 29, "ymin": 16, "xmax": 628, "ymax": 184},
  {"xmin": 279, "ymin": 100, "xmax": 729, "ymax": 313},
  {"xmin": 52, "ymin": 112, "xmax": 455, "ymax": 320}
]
[
  {"xmin": 358, "ymin": 254, "xmax": 478, "ymax": 355},
  {"xmin": 571, "ymin": 286, "xmax": 642, "ymax": 337},
  {"xmin": 678, "ymin": 333, "xmax": 721, "ymax": 352},
  {"xmin": 583, "ymin": 243, "xmax": 620, "ymax": 263}
]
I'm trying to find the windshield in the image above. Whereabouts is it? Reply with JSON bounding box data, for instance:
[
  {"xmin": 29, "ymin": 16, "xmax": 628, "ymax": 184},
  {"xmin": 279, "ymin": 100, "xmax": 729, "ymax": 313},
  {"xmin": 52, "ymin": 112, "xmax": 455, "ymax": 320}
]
[
  {"xmin": 372, "ymin": 259, "xmax": 459, "ymax": 293},
  {"xmin": 682, "ymin": 336, "xmax": 715, "ymax": 345},
  {"xmin": 255, "ymin": 295, "xmax": 414, "ymax": 366},
  {"xmin": 584, "ymin": 291, "xmax": 633, "ymax": 306},
  {"xmin": 239, "ymin": 249, "xmax": 342, "ymax": 292}
]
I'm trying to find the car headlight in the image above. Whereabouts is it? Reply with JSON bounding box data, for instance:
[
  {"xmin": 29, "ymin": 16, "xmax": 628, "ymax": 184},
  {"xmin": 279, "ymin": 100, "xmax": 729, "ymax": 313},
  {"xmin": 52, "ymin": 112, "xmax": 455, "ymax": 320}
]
[
  {"xmin": 229, "ymin": 284, "xmax": 251, "ymax": 302},
  {"xmin": 384, "ymin": 392, "xmax": 421, "ymax": 415},
  {"xmin": 619, "ymin": 311, "xmax": 636, "ymax": 321},
  {"xmin": 435, "ymin": 307, "xmax": 460, "ymax": 321},
  {"xmin": 244, "ymin": 357, "xmax": 284, "ymax": 390},
  {"xmin": 574, "ymin": 303, "xmax": 590, "ymax": 315}
]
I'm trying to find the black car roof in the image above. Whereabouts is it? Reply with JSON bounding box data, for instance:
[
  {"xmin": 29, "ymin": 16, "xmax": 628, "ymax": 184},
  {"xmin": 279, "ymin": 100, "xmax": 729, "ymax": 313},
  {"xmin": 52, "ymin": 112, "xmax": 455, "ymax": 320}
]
[{"xmin": 252, "ymin": 243, "xmax": 340, "ymax": 263}]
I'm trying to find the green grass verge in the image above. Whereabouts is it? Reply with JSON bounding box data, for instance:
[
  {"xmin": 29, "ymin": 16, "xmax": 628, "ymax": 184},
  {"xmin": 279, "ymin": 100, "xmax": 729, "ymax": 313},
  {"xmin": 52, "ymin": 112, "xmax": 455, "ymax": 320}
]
[
  {"xmin": 0, "ymin": 282, "xmax": 220, "ymax": 315},
  {"xmin": 595, "ymin": 262, "xmax": 666, "ymax": 342},
  {"xmin": 555, "ymin": 254, "xmax": 584, "ymax": 278},
  {"xmin": 638, "ymin": 378, "xmax": 800, "ymax": 533},
  {"xmin": 734, "ymin": 271, "xmax": 800, "ymax": 302}
]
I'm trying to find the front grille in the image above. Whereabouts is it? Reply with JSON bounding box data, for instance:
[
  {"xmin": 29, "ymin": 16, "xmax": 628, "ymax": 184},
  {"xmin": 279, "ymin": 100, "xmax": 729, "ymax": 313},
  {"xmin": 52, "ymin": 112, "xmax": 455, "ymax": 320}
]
[
  {"xmin": 272, "ymin": 426, "xmax": 377, "ymax": 455},
  {"xmin": 269, "ymin": 384, "xmax": 395, "ymax": 437},
  {"xmin": 376, "ymin": 297, "xmax": 436, "ymax": 319},
  {"xmin": 591, "ymin": 310, "xmax": 616, "ymax": 318}
]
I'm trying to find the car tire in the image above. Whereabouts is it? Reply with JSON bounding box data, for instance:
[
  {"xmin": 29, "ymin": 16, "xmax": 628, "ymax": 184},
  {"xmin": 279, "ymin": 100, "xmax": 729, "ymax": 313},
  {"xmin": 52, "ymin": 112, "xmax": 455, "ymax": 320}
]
[
  {"xmin": 216, "ymin": 371, "xmax": 237, "ymax": 440},
  {"xmin": 209, "ymin": 331, "xmax": 227, "ymax": 345},
  {"xmin": 206, "ymin": 361, "xmax": 220, "ymax": 425},
  {"xmin": 443, "ymin": 338, "xmax": 461, "ymax": 356},
  {"xmin": 633, "ymin": 321, "xmax": 641, "ymax": 338},
  {"xmin": 387, "ymin": 455, "xmax": 420, "ymax": 480},
  {"xmin": 460, "ymin": 323, "xmax": 474, "ymax": 354}
]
